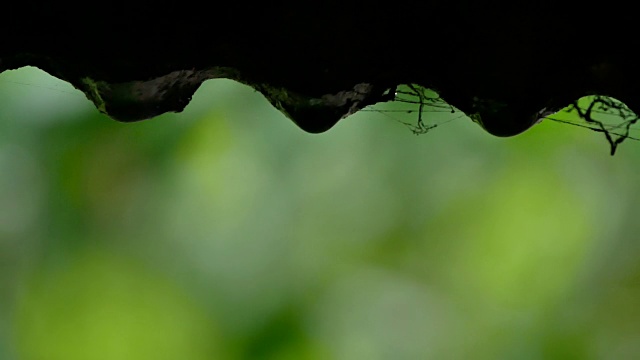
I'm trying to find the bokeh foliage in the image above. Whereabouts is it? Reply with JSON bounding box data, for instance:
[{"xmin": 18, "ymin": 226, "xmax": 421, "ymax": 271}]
[{"xmin": 2, "ymin": 67, "xmax": 640, "ymax": 359}]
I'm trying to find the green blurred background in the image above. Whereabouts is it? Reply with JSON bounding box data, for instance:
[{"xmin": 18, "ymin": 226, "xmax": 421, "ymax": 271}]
[{"xmin": 1, "ymin": 66, "xmax": 640, "ymax": 360}]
